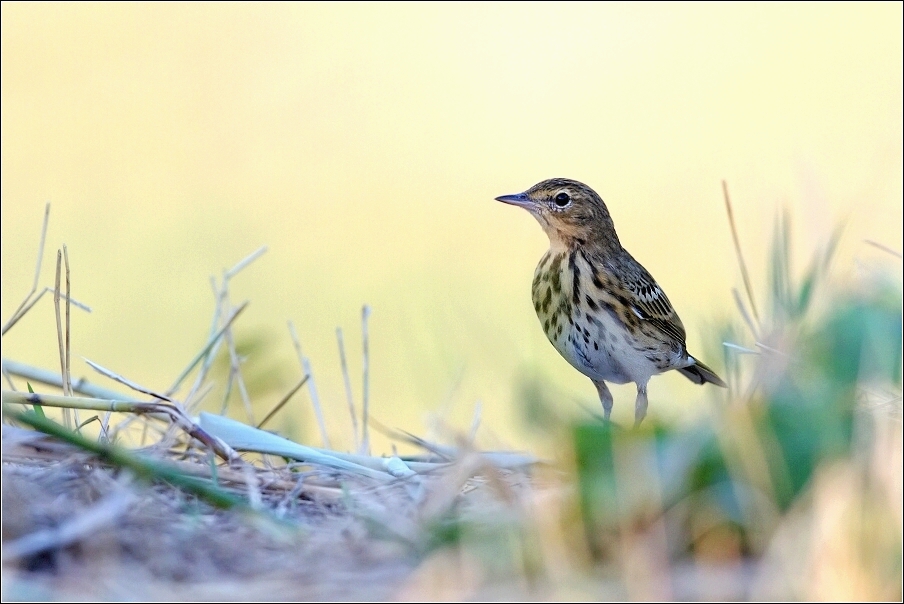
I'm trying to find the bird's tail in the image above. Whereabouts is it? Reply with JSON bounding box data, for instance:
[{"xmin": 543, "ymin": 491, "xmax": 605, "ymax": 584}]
[{"xmin": 678, "ymin": 358, "xmax": 727, "ymax": 387}]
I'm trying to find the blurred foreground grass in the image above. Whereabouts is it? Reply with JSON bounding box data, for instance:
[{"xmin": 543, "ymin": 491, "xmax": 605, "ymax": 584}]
[{"xmin": 564, "ymin": 220, "xmax": 902, "ymax": 598}]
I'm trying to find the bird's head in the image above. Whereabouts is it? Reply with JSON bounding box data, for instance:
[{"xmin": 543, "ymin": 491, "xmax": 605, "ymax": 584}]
[{"xmin": 495, "ymin": 178, "xmax": 619, "ymax": 251}]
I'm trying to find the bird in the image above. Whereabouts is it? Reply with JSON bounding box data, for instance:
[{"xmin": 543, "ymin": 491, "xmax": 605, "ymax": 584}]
[{"xmin": 495, "ymin": 178, "xmax": 726, "ymax": 426}]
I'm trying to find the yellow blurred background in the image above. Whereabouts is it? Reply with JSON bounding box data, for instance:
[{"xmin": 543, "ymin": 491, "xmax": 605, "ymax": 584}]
[{"xmin": 2, "ymin": 3, "xmax": 901, "ymax": 453}]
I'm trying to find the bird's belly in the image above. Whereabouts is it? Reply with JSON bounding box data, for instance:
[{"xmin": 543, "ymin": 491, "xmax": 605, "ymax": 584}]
[
  {"xmin": 550, "ymin": 310, "xmax": 660, "ymax": 385},
  {"xmin": 531, "ymin": 252, "xmax": 663, "ymax": 385}
]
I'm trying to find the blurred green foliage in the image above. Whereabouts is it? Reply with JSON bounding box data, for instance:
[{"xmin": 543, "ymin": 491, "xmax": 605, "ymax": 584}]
[{"xmin": 573, "ymin": 223, "xmax": 902, "ymax": 562}]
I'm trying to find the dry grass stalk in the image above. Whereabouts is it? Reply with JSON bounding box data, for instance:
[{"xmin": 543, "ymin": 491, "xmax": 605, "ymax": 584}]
[
  {"xmin": 287, "ymin": 321, "xmax": 330, "ymax": 449},
  {"xmin": 336, "ymin": 327, "xmax": 360, "ymax": 449},
  {"xmin": 257, "ymin": 375, "xmax": 310, "ymax": 430},
  {"xmin": 2, "ymin": 359, "xmax": 133, "ymax": 400},
  {"xmin": 213, "ymin": 247, "xmax": 268, "ymax": 423},
  {"xmin": 360, "ymin": 304, "xmax": 372, "ymax": 455},
  {"xmin": 723, "ymin": 180, "xmax": 760, "ymax": 324},
  {"xmin": 224, "ymin": 309, "xmax": 255, "ymax": 425},
  {"xmin": 84, "ymin": 359, "xmax": 174, "ymax": 402},
  {"xmin": 2, "ymin": 219, "xmax": 525, "ymax": 598},
  {"xmin": 2, "ymin": 390, "xmax": 240, "ymax": 464},
  {"xmin": 63, "ymin": 245, "xmax": 72, "ymax": 398},
  {"xmin": 2, "ymin": 205, "xmax": 90, "ymax": 337},
  {"xmin": 864, "ymin": 238, "xmax": 903, "ymax": 259},
  {"xmin": 52, "ymin": 249, "xmax": 74, "ymax": 431},
  {"xmin": 2, "ymin": 203, "xmax": 50, "ymax": 336},
  {"xmin": 167, "ymin": 301, "xmax": 249, "ymax": 397}
]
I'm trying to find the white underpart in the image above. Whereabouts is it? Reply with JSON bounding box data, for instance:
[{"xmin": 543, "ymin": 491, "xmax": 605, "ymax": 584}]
[{"xmin": 540, "ymin": 253, "xmax": 677, "ymax": 387}]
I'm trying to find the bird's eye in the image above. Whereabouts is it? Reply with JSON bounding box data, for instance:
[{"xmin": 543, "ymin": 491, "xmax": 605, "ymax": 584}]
[{"xmin": 554, "ymin": 192, "xmax": 571, "ymax": 207}]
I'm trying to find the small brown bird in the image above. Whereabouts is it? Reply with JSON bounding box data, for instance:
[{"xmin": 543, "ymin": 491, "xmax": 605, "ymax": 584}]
[{"xmin": 496, "ymin": 178, "xmax": 726, "ymax": 426}]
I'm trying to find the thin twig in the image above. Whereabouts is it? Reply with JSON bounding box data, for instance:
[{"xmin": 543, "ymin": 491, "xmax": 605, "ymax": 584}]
[
  {"xmin": 225, "ymin": 245, "xmax": 268, "ymax": 280},
  {"xmin": 2, "ymin": 359, "xmax": 127, "ymax": 400},
  {"xmin": 199, "ymin": 246, "xmax": 266, "ymax": 412},
  {"xmin": 864, "ymin": 239, "xmax": 903, "ymax": 259},
  {"xmin": 53, "ymin": 251, "xmax": 66, "ymax": 394},
  {"xmin": 287, "ymin": 321, "xmax": 303, "ymax": 365},
  {"xmin": 100, "ymin": 410, "xmax": 112, "ymax": 441},
  {"xmin": 185, "ymin": 277, "xmax": 229, "ymax": 407},
  {"xmin": 2, "ymin": 288, "xmax": 90, "ymax": 337},
  {"xmin": 223, "ymin": 300, "xmax": 255, "ymax": 425},
  {"xmin": 288, "ymin": 321, "xmax": 331, "ymax": 448},
  {"xmin": 360, "ymin": 305, "xmax": 371, "ymax": 455},
  {"xmin": 166, "ymin": 301, "xmax": 249, "ymax": 396},
  {"xmin": 53, "ymin": 250, "xmax": 72, "ymax": 429},
  {"xmin": 722, "ymin": 341, "xmax": 760, "ymax": 355},
  {"xmin": 4, "ymin": 391, "xmax": 241, "ymax": 464},
  {"xmin": 754, "ymin": 341, "xmax": 791, "ymax": 357},
  {"xmin": 336, "ymin": 327, "xmax": 359, "ymax": 449},
  {"xmin": 218, "ymin": 280, "xmax": 254, "ymax": 423},
  {"xmin": 63, "ymin": 245, "xmax": 72, "ymax": 397},
  {"xmin": 370, "ymin": 422, "xmax": 452, "ymax": 461},
  {"xmin": 302, "ymin": 357, "xmax": 330, "ymax": 448},
  {"xmin": 257, "ymin": 375, "xmax": 309, "ymax": 430},
  {"xmin": 1, "ymin": 203, "xmax": 50, "ymax": 335},
  {"xmin": 723, "ymin": 181, "xmax": 760, "ymax": 323},
  {"xmin": 29, "ymin": 204, "xmax": 50, "ymax": 305},
  {"xmin": 220, "ymin": 368, "xmax": 236, "ymax": 416},
  {"xmin": 84, "ymin": 359, "xmax": 173, "ymax": 402}
]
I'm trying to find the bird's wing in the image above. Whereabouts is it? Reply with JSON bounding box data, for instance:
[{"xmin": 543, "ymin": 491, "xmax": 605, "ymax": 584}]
[{"xmin": 619, "ymin": 269, "xmax": 687, "ymax": 345}]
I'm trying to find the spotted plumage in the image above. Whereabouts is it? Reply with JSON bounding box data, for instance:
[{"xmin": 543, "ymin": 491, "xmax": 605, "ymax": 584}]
[{"xmin": 496, "ymin": 178, "xmax": 726, "ymax": 426}]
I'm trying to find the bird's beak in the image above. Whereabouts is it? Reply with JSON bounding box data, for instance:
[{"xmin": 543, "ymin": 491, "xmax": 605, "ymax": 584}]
[{"xmin": 494, "ymin": 192, "xmax": 533, "ymax": 209}]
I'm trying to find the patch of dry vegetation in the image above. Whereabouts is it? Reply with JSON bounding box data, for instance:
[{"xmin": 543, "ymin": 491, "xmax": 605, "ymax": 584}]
[{"xmin": 2, "ymin": 191, "xmax": 901, "ymax": 600}]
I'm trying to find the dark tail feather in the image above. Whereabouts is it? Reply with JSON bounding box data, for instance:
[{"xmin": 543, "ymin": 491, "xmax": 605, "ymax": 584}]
[{"xmin": 678, "ymin": 359, "xmax": 727, "ymax": 387}]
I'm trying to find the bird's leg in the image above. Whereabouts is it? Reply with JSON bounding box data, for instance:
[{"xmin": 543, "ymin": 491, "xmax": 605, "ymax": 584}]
[
  {"xmin": 634, "ymin": 383, "xmax": 649, "ymax": 427},
  {"xmin": 592, "ymin": 380, "xmax": 613, "ymax": 421}
]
